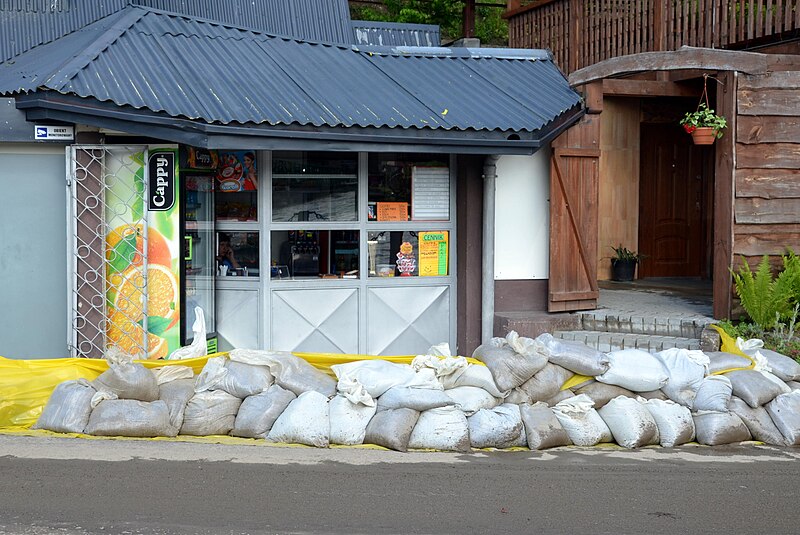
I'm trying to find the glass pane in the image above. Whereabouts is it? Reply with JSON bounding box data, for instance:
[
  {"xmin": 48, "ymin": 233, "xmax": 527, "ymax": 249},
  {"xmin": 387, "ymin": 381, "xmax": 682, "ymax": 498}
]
[
  {"xmin": 368, "ymin": 154, "xmax": 449, "ymax": 222},
  {"xmin": 367, "ymin": 230, "xmax": 450, "ymax": 277},
  {"xmin": 216, "ymin": 231, "xmax": 259, "ymax": 277},
  {"xmin": 272, "ymin": 151, "xmax": 358, "ymax": 222},
  {"xmin": 271, "ymin": 230, "xmax": 359, "ymax": 280},
  {"xmin": 184, "ymin": 174, "xmax": 215, "ymax": 341},
  {"xmin": 215, "ymin": 151, "xmax": 258, "ymax": 221}
]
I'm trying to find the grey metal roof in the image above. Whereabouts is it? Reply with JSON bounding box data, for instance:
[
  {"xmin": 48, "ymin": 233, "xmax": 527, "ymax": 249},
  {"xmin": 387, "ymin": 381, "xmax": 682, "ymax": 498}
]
[
  {"xmin": 0, "ymin": 0, "xmax": 353, "ymax": 63},
  {"xmin": 0, "ymin": 5, "xmax": 580, "ymax": 138},
  {"xmin": 352, "ymin": 20, "xmax": 441, "ymax": 47}
]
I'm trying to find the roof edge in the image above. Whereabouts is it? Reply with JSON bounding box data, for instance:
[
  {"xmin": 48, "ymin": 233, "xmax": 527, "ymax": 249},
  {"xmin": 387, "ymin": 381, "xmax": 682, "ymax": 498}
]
[{"xmin": 352, "ymin": 44, "xmax": 553, "ymax": 61}]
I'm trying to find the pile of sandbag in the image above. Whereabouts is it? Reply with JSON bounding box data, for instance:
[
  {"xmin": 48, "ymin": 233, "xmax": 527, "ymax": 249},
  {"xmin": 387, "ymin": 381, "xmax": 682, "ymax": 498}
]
[{"xmin": 33, "ymin": 331, "xmax": 800, "ymax": 451}]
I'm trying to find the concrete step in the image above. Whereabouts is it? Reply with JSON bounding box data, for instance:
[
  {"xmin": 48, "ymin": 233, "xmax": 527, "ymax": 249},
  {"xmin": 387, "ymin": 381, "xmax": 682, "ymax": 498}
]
[
  {"xmin": 576, "ymin": 311, "xmax": 714, "ymax": 339},
  {"xmin": 553, "ymin": 330, "xmax": 702, "ymax": 353}
]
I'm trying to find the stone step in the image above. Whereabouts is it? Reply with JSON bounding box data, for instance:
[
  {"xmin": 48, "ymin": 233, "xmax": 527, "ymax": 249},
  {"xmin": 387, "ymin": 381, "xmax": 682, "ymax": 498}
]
[
  {"xmin": 553, "ymin": 330, "xmax": 702, "ymax": 353},
  {"xmin": 576, "ymin": 311, "xmax": 714, "ymax": 339}
]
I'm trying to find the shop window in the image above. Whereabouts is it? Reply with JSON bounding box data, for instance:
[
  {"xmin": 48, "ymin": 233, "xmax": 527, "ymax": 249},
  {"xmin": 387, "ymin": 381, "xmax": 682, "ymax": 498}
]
[
  {"xmin": 215, "ymin": 151, "xmax": 258, "ymax": 221},
  {"xmin": 271, "ymin": 230, "xmax": 359, "ymax": 279},
  {"xmin": 272, "ymin": 151, "xmax": 358, "ymax": 222},
  {"xmin": 216, "ymin": 231, "xmax": 259, "ymax": 277},
  {"xmin": 368, "ymin": 230, "xmax": 449, "ymax": 277},
  {"xmin": 368, "ymin": 154, "xmax": 449, "ymax": 222}
]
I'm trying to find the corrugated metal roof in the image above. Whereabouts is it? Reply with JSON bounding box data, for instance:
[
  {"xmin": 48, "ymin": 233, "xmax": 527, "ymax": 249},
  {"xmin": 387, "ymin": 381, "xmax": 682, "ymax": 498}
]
[
  {"xmin": 0, "ymin": 0, "xmax": 353, "ymax": 63},
  {"xmin": 352, "ymin": 21, "xmax": 441, "ymax": 47},
  {"xmin": 0, "ymin": 6, "xmax": 581, "ymax": 134}
]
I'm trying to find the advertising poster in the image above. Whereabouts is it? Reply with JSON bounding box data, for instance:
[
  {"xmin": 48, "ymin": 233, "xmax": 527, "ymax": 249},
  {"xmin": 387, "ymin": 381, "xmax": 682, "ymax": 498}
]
[
  {"xmin": 217, "ymin": 151, "xmax": 257, "ymax": 192},
  {"xmin": 418, "ymin": 231, "xmax": 449, "ymax": 276}
]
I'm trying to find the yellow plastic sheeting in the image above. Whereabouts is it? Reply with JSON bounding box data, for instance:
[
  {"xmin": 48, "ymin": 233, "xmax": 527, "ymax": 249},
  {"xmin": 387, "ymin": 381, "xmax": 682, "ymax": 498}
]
[
  {"xmin": 561, "ymin": 374, "xmax": 593, "ymax": 391},
  {"xmin": 294, "ymin": 352, "xmax": 486, "ymax": 378},
  {"xmin": 708, "ymin": 325, "xmax": 756, "ymax": 374}
]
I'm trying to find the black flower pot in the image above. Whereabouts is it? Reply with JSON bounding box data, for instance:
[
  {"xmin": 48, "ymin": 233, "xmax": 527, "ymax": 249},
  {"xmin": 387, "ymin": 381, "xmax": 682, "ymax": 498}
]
[{"xmin": 611, "ymin": 258, "xmax": 637, "ymax": 281}]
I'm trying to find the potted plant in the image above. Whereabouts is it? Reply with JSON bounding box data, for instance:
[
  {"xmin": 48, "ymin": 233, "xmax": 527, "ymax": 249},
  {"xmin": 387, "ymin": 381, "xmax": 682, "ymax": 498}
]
[
  {"xmin": 679, "ymin": 103, "xmax": 727, "ymax": 145},
  {"xmin": 610, "ymin": 244, "xmax": 643, "ymax": 282}
]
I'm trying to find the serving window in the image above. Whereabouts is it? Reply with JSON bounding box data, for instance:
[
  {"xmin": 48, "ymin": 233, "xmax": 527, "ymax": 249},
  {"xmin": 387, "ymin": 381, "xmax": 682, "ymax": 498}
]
[
  {"xmin": 368, "ymin": 154, "xmax": 449, "ymax": 222},
  {"xmin": 271, "ymin": 230, "xmax": 359, "ymax": 280}
]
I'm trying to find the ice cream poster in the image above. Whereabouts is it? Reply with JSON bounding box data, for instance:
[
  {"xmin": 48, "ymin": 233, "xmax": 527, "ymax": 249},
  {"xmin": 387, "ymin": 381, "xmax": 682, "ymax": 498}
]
[{"xmin": 217, "ymin": 151, "xmax": 257, "ymax": 192}]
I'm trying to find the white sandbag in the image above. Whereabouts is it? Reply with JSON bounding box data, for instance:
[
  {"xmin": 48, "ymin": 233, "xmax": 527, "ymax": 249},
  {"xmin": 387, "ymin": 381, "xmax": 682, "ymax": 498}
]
[
  {"xmin": 504, "ymin": 388, "xmax": 531, "ymax": 405},
  {"xmin": 765, "ymin": 391, "xmax": 800, "ymax": 445},
  {"xmin": 412, "ymin": 355, "xmax": 506, "ymax": 398},
  {"xmin": 787, "ymin": 381, "xmax": 800, "ymax": 391},
  {"xmin": 180, "ymin": 390, "xmax": 242, "ymax": 436},
  {"xmin": 151, "ymin": 365, "xmax": 194, "ymax": 385},
  {"xmin": 533, "ymin": 333, "xmax": 610, "ymax": 376},
  {"xmin": 363, "ymin": 408, "xmax": 420, "ymax": 452},
  {"xmin": 596, "ymin": 349, "xmax": 669, "ymax": 392},
  {"xmin": 692, "ymin": 375, "xmax": 732, "ymax": 411},
  {"xmin": 575, "ymin": 382, "xmax": 634, "ymax": 409},
  {"xmin": 693, "ymin": 411, "xmax": 751, "ymax": 445},
  {"xmin": 213, "ymin": 360, "xmax": 273, "ymax": 399},
  {"xmin": 84, "ymin": 399, "xmax": 173, "ymax": 437},
  {"xmin": 231, "ymin": 385, "xmax": 296, "ymax": 438},
  {"xmin": 194, "ymin": 356, "xmax": 228, "ymax": 392},
  {"xmin": 329, "ymin": 395, "xmax": 377, "ymax": 445},
  {"xmin": 637, "ymin": 390, "xmax": 669, "ymax": 401},
  {"xmin": 640, "ymin": 398, "xmax": 695, "ymax": 447},
  {"xmin": 32, "ymin": 379, "xmax": 96, "ymax": 434},
  {"xmin": 706, "ymin": 351, "xmax": 753, "ymax": 374},
  {"xmin": 445, "ymin": 386, "xmax": 501, "ymax": 414},
  {"xmin": 267, "ymin": 391, "xmax": 330, "ymax": 447},
  {"xmin": 92, "ymin": 361, "xmax": 158, "ymax": 402},
  {"xmin": 467, "ymin": 404, "xmax": 524, "ymax": 449},
  {"xmin": 655, "ymin": 348, "xmax": 709, "ymax": 407},
  {"xmin": 552, "ymin": 394, "xmax": 613, "ymax": 446},
  {"xmin": 545, "ymin": 389, "xmax": 575, "ymax": 406},
  {"xmin": 728, "ymin": 396, "xmax": 787, "ymax": 446},
  {"xmin": 332, "ymin": 360, "xmax": 418, "ymax": 398},
  {"xmin": 724, "ymin": 370, "xmax": 786, "ymax": 408},
  {"xmin": 408, "ymin": 406, "xmax": 471, "ymax": 452},
  {"xmin": 166, "ymin": 306, "xmax": 207, "ymax": 360},
  {"xmin": 737, "ymin": 337, "xmax": 800, "ymax": 381},
  {"xmin": 229, "ymin": 349, "xmax": 336, "ymax": 397},
  {"xmin": 518, "ymin": 363, "xmax": 574, "ymax": 403},
  {"xmin": 377, "ymin": 386, "xmax": 454, "ymax": 412},
  {"xmin": 471, "ymin": 331, "xmax": 548, "ymax": 392},
  {"xmin": 519, "ymin": 402, "xmax": 571, "ymax": 450},
  {"xmin": 598, "ymin": 396, "xmax": 659, "ymax": 449},
  {"xmin": 158, "ymin": 378, "xmax": 195, "ymax": 432}
]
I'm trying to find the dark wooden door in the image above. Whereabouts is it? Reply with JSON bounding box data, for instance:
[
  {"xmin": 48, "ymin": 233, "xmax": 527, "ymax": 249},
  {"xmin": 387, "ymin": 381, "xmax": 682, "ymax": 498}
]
[{"xmin": 638, "ymin": 124, "xmax": 711, "ymax": 278}]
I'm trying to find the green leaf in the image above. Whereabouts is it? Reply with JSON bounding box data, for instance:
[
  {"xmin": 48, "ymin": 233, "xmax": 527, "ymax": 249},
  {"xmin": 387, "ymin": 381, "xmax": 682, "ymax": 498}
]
[
  {"xmin": 108, "ymin": 233, "xmax": 138, "ymax": 274},
  {"xmin": 139, "ymin": 315, "xmax": 172, "ymax": 337}
]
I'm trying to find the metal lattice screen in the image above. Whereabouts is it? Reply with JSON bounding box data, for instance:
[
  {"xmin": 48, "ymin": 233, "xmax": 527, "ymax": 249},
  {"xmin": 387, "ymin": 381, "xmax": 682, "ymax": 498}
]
[{"xmin": 68, "ymin": 145, "xmax": 151, "ymax": 358}]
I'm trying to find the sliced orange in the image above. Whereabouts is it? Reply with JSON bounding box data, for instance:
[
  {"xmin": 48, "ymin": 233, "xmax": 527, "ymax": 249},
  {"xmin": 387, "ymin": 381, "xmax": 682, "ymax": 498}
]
[
  {"xmin": 106, "ymin": 223, "xmax": 173, "ymax": 269},
  {"xmin": 107, "ymin": 308, "xmax": 170, "ymax": 360},
  {"xmin": 114, "ymin": 264, "xmax": 179, "ymax": 323}
]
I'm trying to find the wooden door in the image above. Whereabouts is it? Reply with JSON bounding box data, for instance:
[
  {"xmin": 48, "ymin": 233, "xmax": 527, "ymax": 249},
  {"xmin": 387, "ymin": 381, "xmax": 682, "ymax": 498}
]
[
  {"xmin": 638, "ymin": 124, "xmax": 711, "ymax": 278},
  {"xmin": 549, "ymin": 115, "xmax": 600, "ymax": 312}
]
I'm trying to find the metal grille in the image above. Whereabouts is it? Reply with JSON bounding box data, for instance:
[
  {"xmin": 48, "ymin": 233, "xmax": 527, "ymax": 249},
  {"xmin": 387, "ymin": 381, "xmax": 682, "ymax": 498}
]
[{"xmin": 68, "ymin": 145, "xmax": 149, "ymax": 358}]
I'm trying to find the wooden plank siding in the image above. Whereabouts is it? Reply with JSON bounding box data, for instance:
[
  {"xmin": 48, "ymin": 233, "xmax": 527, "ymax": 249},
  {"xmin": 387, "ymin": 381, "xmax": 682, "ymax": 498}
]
[{"xmin": 506, "ymin": 0, "xmax": 800, "ymax": 75}]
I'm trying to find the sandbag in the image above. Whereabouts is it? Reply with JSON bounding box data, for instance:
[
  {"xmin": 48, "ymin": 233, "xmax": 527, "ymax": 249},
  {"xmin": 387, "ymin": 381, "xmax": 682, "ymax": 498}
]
[
  {"xmin": 504, "ymin": 388, "xmax": 531, "ymax": 405},
  {"xmin": 519, "ymin": 402, "xmax": 571, "ymax": 450},
  {"xmin": 377, "ymin": 387, "xmax": 454, "ymax": 412},
  {"xmin": 84, "ymin": 399, "xmax": 173, "ymax": 437},
  {"xmin": 32, "ymin": 379, "xmax": 96, "ymax": 434},
  {"xmin": 692, "ymin": 375, "xmax": 732, "ymax": 411},
  {"xmin": 329, "ymin": 394, "xmax": 377, "ymax": 445},
  {"xmin": 228, "ymin": 349, "xmax": 336, "ymax": 397},
  {"xmin": 787, "ymin": 381, "xmax": 800, "ymax": 391},
  {"xmin": 598, "ymin": 396, "xmax": 659, "ymax": 449},
  {"xmin": 92, "ymin": 361, "xmax": 158, "ymax": 401},
  {"xmin": 533, "ymin": 333, "xmax": 609, "ymax": 376},
  {"xmin": 596, "ymin": 349, "xmax": 669, "ymax": 392},
  {"xmin": 655, "ymin": 348, "xmax": 709, "ymax": 407},
  {"xmin": 445, "ymin": 386, "xmax": 500, "ymax": 414},
  {"xmin": 552, "ymin": 394, "xmax": 613, "ymax": 446},
  {"xmin": 152, "ymin": 365, "xmax": 194, "ymax": 385},
  {"xmin": 640, "ymin": 398, "xmax": 695, "ymax": 447},
  {"xmin": 180, "ymin": 390, "xmax": 242, "ymax": 436},
  {"xmin": 267, "ymin": 391, "xmax": 330, "ymax": 447},
  {"xmin": 332, "ymin": 360, "xmax": 418, "ymax": 398},
  {"xmin": 544, "ymin": 389, "xmax": 575, "ymax": 406},
  {"xmin": 408, "ymin": 406, "xmax": 471, "ymax": 452},
  {"xmin": 574, "ymin": 382, "xmax": 634, "ymax": 409},
  {"xmin": 518, "ymin": 363, "xmax": 574, "ymax": 403},
  {"xmin": 213, "ymin": 360, "xmax": 273, "ymax": 399},
  {"xmin": 706, "ymin": 351, "xmax": 753, "ymax": 374},
  {"xmin": 724, "ymin": 370, "xmax": 786, "ymax": 408},
  {"xmin": 412, "ymin": 356, "xmax": 506, "ymax": 398},
  {"xmin": 765, "ymin": 391, "xmax": 800, "ymax": 445},
  {"xmin": 693, "ymin": 411, "xmax": 751, "ymax": 446},
  {"xmin": 750, "ymin": 349, "xmax": 800, "ymax": 381},
  {"xmin": 158, "ymin": 378, "xmax": 195, "ymax": 432},
  {"xmin": 728, "ymin": 396, "xmax": 787, "ymax": 446},
  {"xmin": 467, "ymin": 404, "xmax": 524, "ymax": 449},
  {"xmin": 231, "ymin": 385, "xmax": 296, "ymax": 439},
  {"xmin": 471, "ymin": 331, "xmax": 548, "ymax": 392},
  {"xmin": 363, "ymin": 408, "xmax": 420, "ymax": 452},
  {"xmin": 637, "ymin": 390, "xmax": 669, "ymax": 401}
]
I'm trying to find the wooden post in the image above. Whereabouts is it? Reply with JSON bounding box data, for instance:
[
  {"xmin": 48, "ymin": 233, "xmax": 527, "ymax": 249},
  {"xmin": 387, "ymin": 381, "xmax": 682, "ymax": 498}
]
[
  {"xmin": 653, "ymin": 0, "xmax": 666, "ymax": 51},
  {"xmin": 713, "ymin": 70, "xmax": 736, "ymax": 320},
  {"xmin": 463, "ymin": 0, "xmax": 475, "ymax": 38},
  {"xmin": 569, "ymin": 0, "xmax": 580, "ymax": 73}
]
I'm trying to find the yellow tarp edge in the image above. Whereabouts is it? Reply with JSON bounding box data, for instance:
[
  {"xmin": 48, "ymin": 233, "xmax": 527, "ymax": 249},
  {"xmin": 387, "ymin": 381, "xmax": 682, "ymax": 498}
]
[{"xmin": 708, "ymin": 325, "xmax": 756, "ymax": 375}]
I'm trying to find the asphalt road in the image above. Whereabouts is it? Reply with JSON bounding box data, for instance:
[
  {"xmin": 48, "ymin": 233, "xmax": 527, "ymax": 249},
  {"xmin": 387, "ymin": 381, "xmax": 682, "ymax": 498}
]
[{"xmin": 0, "ymin": 435, "xmax": 799, "ymax": 534}]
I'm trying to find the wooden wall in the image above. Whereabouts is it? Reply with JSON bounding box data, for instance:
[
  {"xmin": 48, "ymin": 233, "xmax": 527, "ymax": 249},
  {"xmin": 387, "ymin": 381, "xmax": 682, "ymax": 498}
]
[
  {"xmin": 597, "ymin": 97, "xmax": 641, "ymax": 279},
  {"xmin": 734, "ymin": 71, "xmax": 800, "ymax": 271}
]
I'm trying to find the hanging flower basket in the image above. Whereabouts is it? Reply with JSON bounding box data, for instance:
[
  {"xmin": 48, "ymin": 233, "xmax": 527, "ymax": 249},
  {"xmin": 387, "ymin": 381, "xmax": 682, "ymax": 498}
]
[
  {"xmin": 689, "ymin": 126, "xmax": 719, "ymax": 145},
  {"xmin": 679, "ymin": 75, "xmax": 727, "ymax": 145}
]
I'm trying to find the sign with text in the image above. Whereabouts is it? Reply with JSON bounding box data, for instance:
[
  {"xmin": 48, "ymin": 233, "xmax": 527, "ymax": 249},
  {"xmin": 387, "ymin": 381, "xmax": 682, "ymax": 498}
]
[
  {"xmin": 418, "ymin": 231, "xmax": 449, "ymax": 276},
  {"xmin": 34, "ymin": 124, "xmax": 74, "ymax": 141},
  {"xmin": 148, "ymin": 151, "xmax": 176, "ymax": 211},
  {"xmin": 377, "ymin": 202, "xmax": 408, "ymax": 222}
]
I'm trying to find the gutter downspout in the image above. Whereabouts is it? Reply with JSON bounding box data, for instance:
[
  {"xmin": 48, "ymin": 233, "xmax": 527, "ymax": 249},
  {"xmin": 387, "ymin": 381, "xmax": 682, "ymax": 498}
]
[{"xmin": 482, "ymin": 155, "xmax": 500, "ymax": 344}]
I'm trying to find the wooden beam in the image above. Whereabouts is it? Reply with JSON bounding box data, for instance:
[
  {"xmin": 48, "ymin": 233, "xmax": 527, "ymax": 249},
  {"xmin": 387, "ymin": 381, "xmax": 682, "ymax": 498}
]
[
  {"xmin": 601, "ymin": 79, "xmax": 699, "ymax": 97},
  {"xmin": 713, "ymin": 70, "xmax": 736, "ymax": 320}
]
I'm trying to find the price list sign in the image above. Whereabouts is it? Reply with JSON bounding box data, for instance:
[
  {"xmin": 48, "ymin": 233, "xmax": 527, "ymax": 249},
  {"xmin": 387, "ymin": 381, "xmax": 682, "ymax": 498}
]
[{"xmin": 418, "ymin": 231, "xmax": 449, "ymax": 276}]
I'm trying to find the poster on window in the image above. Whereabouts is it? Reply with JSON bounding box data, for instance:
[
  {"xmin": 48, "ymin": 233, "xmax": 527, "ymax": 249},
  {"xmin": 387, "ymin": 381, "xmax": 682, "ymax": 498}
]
[
  {"xmin": 217, "ymin": 151, "xmax": 258, "ymax": 192},
  {"xmin": 418, "ymin": 231, "xmax": 449, "ymax": 276}
]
